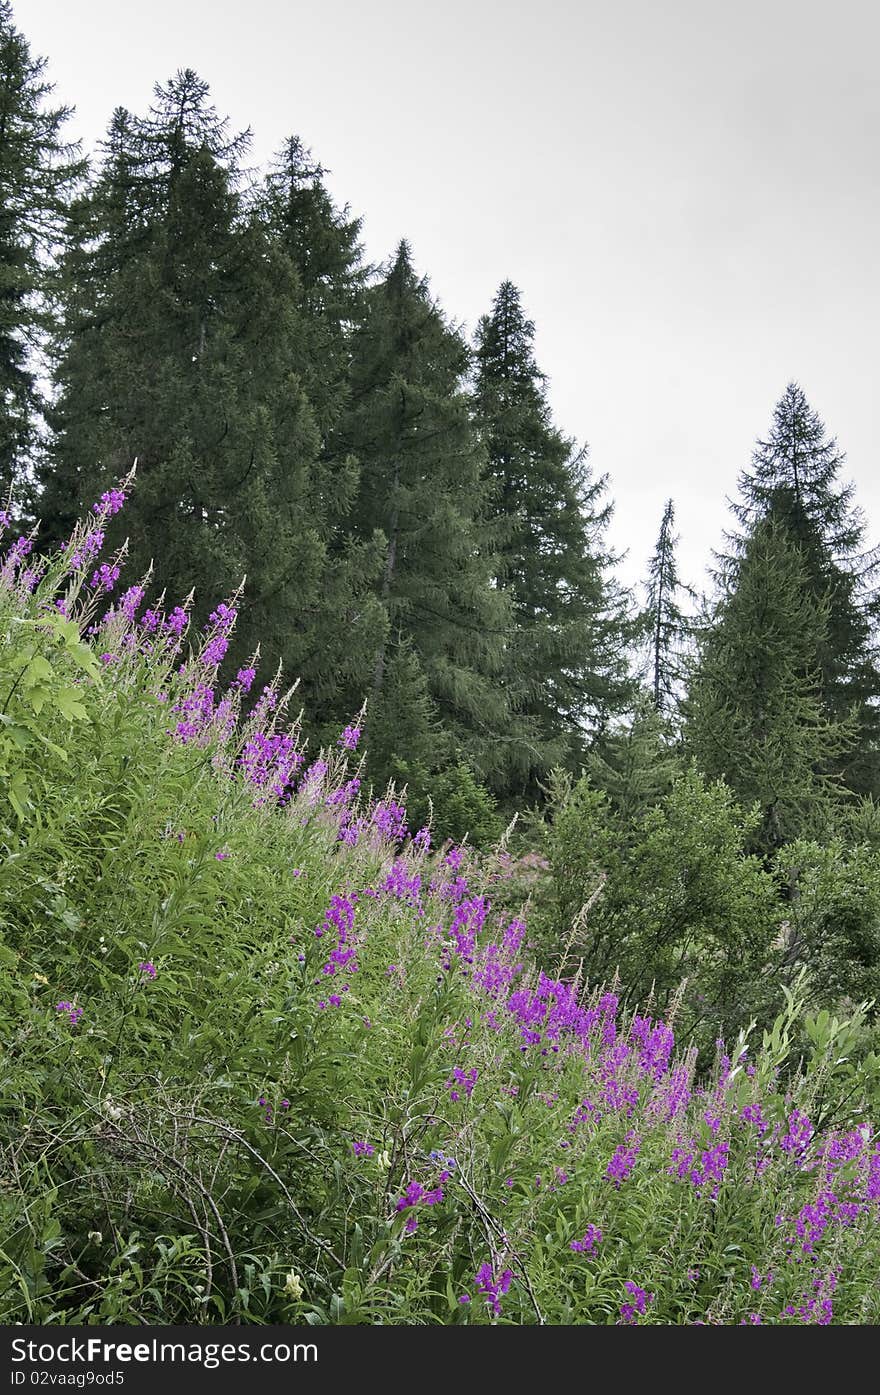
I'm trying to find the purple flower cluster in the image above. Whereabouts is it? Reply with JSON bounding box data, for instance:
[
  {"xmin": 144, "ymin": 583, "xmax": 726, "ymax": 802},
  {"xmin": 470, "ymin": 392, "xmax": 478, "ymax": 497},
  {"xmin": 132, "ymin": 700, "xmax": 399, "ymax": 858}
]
[
  {"xmin": 395, "ymin": 1178, "xmax": 445, "ymax": 1234},
  {"xmin": 67, "ymin": 528, "xmax": 104, "ymax": 572},
  {"xmin": 315, "ymin": 894, "xmax": 359, "ymax": 1008},
  {"xmin": 506, "ymin": 973, "xmax": 601, "ymax": 1052},
  {"xmin": 630, "ymin": 1015, "xmax": 675, "ymax": 1080},
  {"xmin": 338, "ymin": 723, "xmax": 361, "ymax": 751},
  {"xmin": 670, "ymin": 1138, "xmax": 730, "ymax": 1198},
  {"xmin": 55, "ymin": 1001, "xmax": 83, "ymax": 1026},
  {"xmin": 379, "ymin": 859, "xmax": 422, "ymax": 907},
  {"xmin": 92, "ymin": 488, "xmax": 126, "ymax": 517},
  {"xmin": 795, "ymin": 1191, "xmax": 837, "ymax": 1255},
  {"xmin": 740, "ymin": 1102, "xmax": 769, "ymax": 1134},
  {"xmin": 441, "ymin": 895, "xmax": 489, "ymax": 970},
  {"xmin": 474, "ymin": 1262, "xmax": 513, "ymax": 1318},
  {"xmin": 90, "ymin": 562, "xmax": 121, "ymax": 594},
  {"xmin": 239, "ymin": 730, "xmax": 303, "ymax": 801},
  {"xmin": 138, "ymin": 961, "xmax": 157, "ymax": 979},
  {"xmin": 619, "ymin": 1281, "xmax": 653, "ymax": 1324},
  {"xmin": 172, "ymin": 682, "xmax": 215, "ymax": 745},
  {"xmin": 446, "ymin": 1066, "xmax": 478, "ymax": 1102},
  {"xmin": 119, "ymin": 584, "xmax": 145, "ymax": 622},
  {"xmin": 606, "ymin": 1132, "xmax": 641, "ymax": 1188},
  {"xmin": 779, "ymin": 1108, "xmax": 814, "ymax": 1159},
  {"xmin": 200, "ymin": 602, "xmax": 237, "ymax": 668},
  {"xmin": 234, "ymin": 666, "xmax": 256, "ymax": 694},
  {"xmin": 371, "ymin": 799, "xmax": 408, "ymax": 842},
  {"xmin": 570, "ymin": 1224, "xmax": 602, "ymax": 1255}
]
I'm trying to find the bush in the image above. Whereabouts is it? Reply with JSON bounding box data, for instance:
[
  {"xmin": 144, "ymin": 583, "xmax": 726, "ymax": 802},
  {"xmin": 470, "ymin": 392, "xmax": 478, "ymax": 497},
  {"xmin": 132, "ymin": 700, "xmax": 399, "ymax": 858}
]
[{"xmin": 528, "ymin": 766, "xmax": 784, "ymax": 1047}]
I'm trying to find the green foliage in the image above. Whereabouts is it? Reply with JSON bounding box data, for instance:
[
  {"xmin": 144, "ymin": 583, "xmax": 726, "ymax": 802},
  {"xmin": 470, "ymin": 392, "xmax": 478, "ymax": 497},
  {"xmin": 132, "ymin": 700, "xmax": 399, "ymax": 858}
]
[
  {"xmin": 3, "ymin": 7, "xmax": 880, "ymax": 1330},
  {"xmin": 641, "ymin": 498, "xmax": 693, "ymax": 717},
  {"xmin": 0, "ymin": 1, "xmax": 84, "ymax": 510},
  {"xmin": 583, "ymin": 695, "xmax": 681, "ymax": 823},
  {"xmin": 724, "ymin": 383, "xmax": 880, "ymax": 799},
  {"xmin": 776, "ymin": 837, "xmax": 880, "ymax": 1008},
  {"xmin": 394, "ymin": 758, "xmax": 503, "ymax": 849},
  {"xmin": 338, "ymin": 244, "xmax": 513, "ymax": 783},
  {"xmin": 1, "ymin": 562, "xmax": 879, "ymax": 1327},
  {"xmin": 37, "ymin": 72, "xmax": 384, "ymax": 712},
  {"xmin": 684, "ymin": 515, "xmax": 856, "ymax": 852},
  {"xmin": 0, "ymin": 605, "xmax": 100, "ymax": 818},
  {"xmin": 530, "ymin": 765, "xmax": 782, "ymax": 1045},
  {"xmin": 473, "ymin": 281, "xmax": 634, "ymax": 797}
]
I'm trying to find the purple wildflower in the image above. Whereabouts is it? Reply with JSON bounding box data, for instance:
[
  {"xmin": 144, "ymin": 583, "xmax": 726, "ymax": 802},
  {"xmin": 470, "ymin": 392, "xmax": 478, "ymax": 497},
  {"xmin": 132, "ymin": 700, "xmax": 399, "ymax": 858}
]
[
  {"xmin": 67, "ymin": 528, "xmax": 104, "ymax": 571},
  {"xmin": 474, "ymin": 1262, "xmax": 513, "ymax": 1318},
  {"xmin": 446, "ymin": 1066, "xmax": 478, "ymax": 1103},
  {"xmin": 164, "ymin": 606, "xmax": 187, "ymax": 637},
  {"xmin": 619, "ymin": 1280, "xmax": 654, "ymax": 1324},
  {"xmin": 606, "ymin": 1132, "xmax": 641, "ymax": 1188},
  {"xmin": 570, "ymin": 1224, "xmax": 603, "ymax": 1255},
  {"xmin": 55, "ymin": 1001, "xmax": 83, "ymax": 1026},
  {"xmin": 234, "ymin": 666, "xmax": 256, "ymax": 694},
  {"xmin": 92, "ymin": 488, "xmax": 126, "ymax": 517},
  {"xmin": 90, "ymin": 562, "xmax": 121, "ymax": 593}
]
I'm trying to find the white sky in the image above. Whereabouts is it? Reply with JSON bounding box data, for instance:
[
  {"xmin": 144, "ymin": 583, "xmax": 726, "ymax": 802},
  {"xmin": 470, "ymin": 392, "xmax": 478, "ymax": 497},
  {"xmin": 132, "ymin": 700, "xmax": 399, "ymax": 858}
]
[{"xmin": 14, "ymin": 0, "xmax": 880, "ymax": 595}]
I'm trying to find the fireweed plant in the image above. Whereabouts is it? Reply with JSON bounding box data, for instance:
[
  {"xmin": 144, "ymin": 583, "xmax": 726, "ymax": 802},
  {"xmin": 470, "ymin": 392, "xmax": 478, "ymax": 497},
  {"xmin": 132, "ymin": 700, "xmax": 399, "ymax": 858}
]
[{"xmin": 0, "ymin": 484, "xmax": 878, "ymax": 1325}]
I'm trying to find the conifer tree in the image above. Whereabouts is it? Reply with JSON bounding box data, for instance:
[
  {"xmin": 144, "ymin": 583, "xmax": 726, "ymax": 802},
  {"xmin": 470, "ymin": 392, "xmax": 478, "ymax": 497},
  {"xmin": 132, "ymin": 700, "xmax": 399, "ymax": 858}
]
[
  {"xmin": 685, "ymin": 515, "xmax": 856, "ymax": 852},
  {"xmin": 338, "ymin": 243, "xmax": 512, "ymax": 784},
  {"xmin": 584, "ymin": 695, "xmax": 680, "ymax": 826},
  {"xmin": 472, "ymin": 280, "xmax": 632, "ymax": 796},
  {"xmin": 259, "ymin": 136, "xmax": 366, "ymax": 439},
  {"xmin": 725, "ymin": 383, "xmax": 880, "ymax": 796},
  {"xmin": 39, "ymin": 72, "xmax": 384, "ymax": 705},
  {"xmin": 643, "ymin": 498, "xmax": 692, "ymax": 716},
  {"xmin": 0, "ymin": 1, "xmax": 83, "ymax": 511}
]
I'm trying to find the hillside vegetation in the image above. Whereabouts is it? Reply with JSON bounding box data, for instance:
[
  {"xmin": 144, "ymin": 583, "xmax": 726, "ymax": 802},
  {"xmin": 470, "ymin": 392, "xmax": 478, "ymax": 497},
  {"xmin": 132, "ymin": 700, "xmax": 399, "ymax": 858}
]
[{"xmin": 1, "ymin": 490, "xmax": 879, "ymax": 1325}]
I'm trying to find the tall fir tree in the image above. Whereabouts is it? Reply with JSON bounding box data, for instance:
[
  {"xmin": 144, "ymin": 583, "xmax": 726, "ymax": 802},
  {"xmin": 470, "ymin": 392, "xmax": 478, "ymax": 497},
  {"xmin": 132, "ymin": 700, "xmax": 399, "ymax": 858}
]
[
  {"xmin": 252, "ymin": 135, "xmax": 389, "ymax": 732},
  {"xmin": 338, "ymin": 242, "xmax": 512, "ymax": 786},
  {"xmin": 725, "ymin": 383, "xmax": 880, "ymax": 797},
  {"xmin": 642, "ymin": 497, "xmax": 692, "ymax": 716},
  {"xmin": 38, "ymin": 72, "xmax": 384, "ymax": 709},
  {"xmin": 684, "ymin": 514, "xmax": 856, "ymax": 853},
  {"xmin": 472, "ymin": 279, "xmax": 632, "ymax": 797},
  {"xmin": 259, "ymin": 136, "xmax": 366, "ymax": 440},
  {"xmin": 0, "ymin": 1, "xmax": 83, "ymax": 512}
]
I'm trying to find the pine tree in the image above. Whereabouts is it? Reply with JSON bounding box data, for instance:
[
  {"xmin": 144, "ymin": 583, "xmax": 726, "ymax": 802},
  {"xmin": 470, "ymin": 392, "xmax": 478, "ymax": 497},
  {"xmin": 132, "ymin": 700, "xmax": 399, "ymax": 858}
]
[
  {"xmin": 38, "ymin": 73, "xmax": 385, "ymax": 710},
  {"xmin": 643, "ymin": 498, "xmax": 692, "ymax": 716},
  {"xmin": 259, "ymin": 136, "xmax": 366, "ymax": 438},
  {"xmin": 584, "ymin": 695, "xmax": 680, "ymax": 826},
  {"xmin": 472, "ymin": 280, "xmax": 632, "ymax": 797},
  {"xmin": 0, "ymin": 1, "xmax": 83, "ymax": 512},
  {"xmin": 685, "ymin": 514, "xmax": 856, "ymax": 852},
  {"xmin": 725, "ymin": 383, "xmax": 880, "ymax": 796},
  {"xmin": 338, "ymin": 243, "xmax": 512, "ymax": 785}
]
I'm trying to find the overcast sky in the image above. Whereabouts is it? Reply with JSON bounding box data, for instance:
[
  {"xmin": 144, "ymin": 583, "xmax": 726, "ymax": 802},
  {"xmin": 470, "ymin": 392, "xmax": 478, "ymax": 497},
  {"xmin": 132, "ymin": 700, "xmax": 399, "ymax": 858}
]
[{"xmin": 15, "ymin": 0, "xmax": 880, "ymax": 594}]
